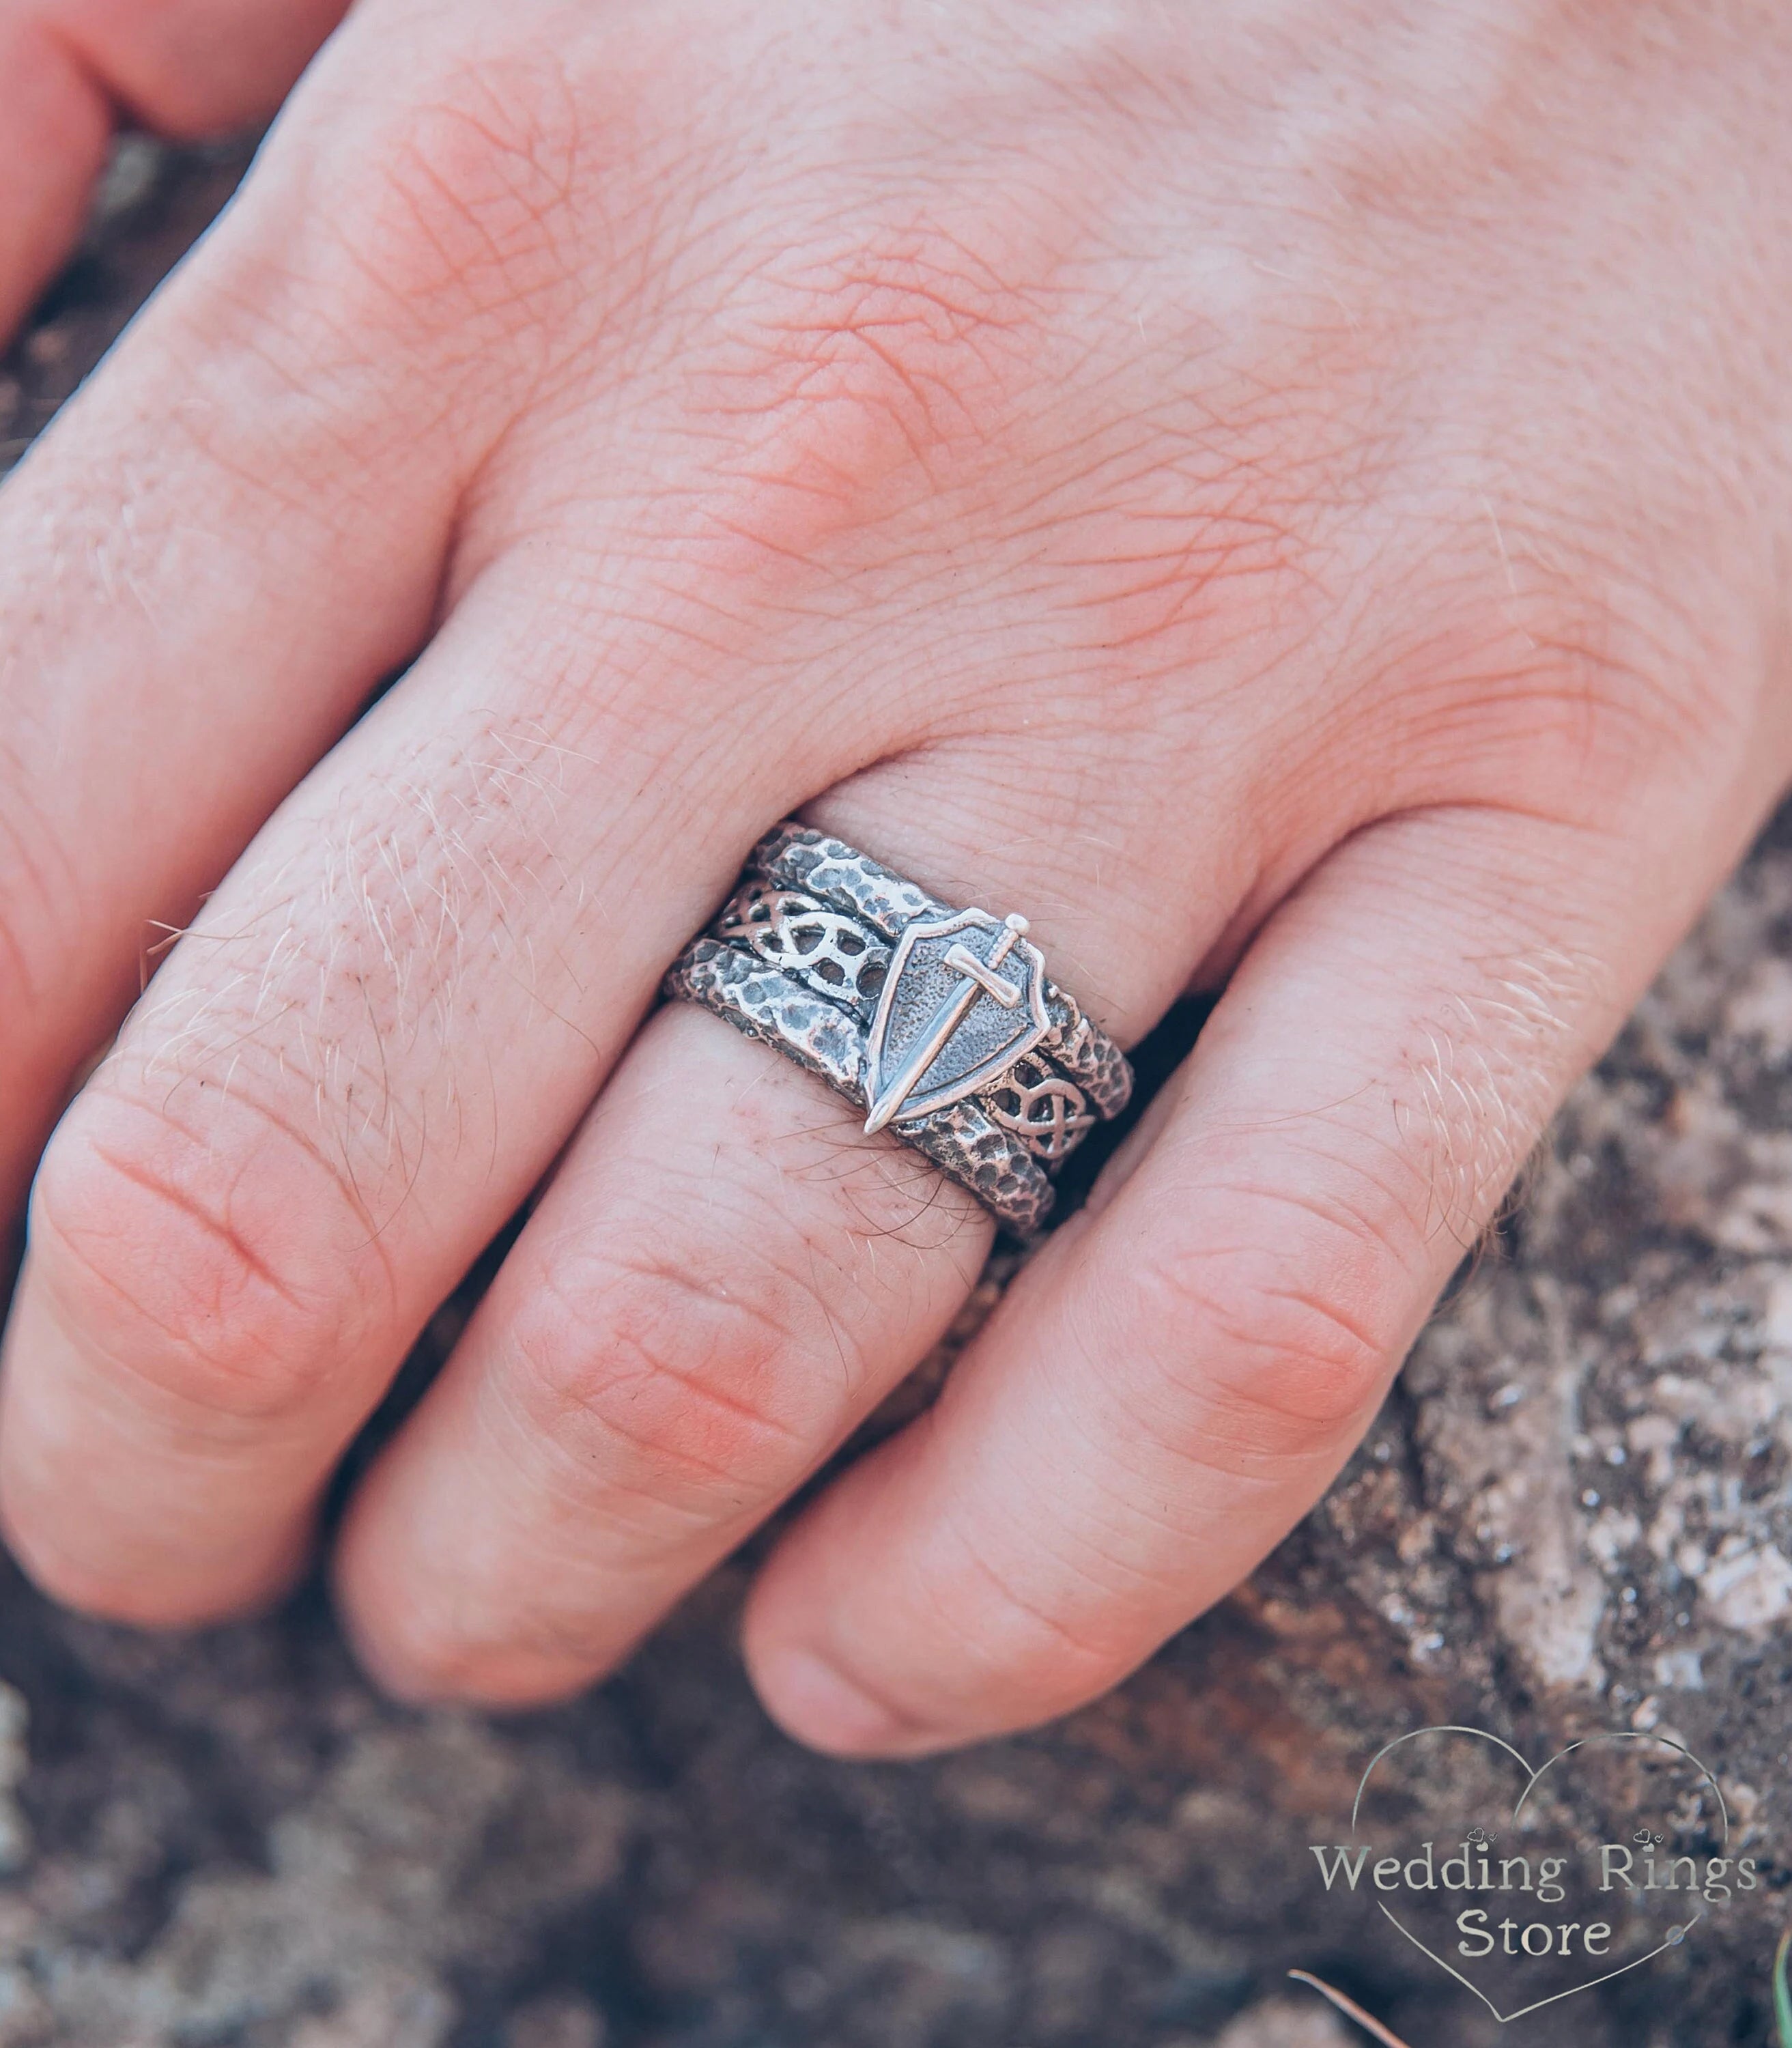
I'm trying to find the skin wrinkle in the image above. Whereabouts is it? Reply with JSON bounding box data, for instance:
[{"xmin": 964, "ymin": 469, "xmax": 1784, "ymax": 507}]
[
  {"xmin": 76, "ymin": 1141, "xmax": 315, "ymax": 1331},
  {"xmin": 986, "ymin": 1295, "xmax": 1300, "ymax": 1550},
  {"xmin": 543, "ymin": 1262, "xmax": 823, "ymax": 1425},
  {"xmin": 1309, "ymin": 529, "xmax": 1698, "ymax": 819},
  {"xmin": 73, "ymin": 1075, "xmax": 406, "ymax": 1312},
  {"xmin": 997, "ymin": 1412, "xmax": 1265, "ymax": 1610},
  {"xmin": 918, "ymin": 1518, "xmax": 1128, "ymax": 1680},
  {"xmin": 507, "ymin": 1243, "xmax": 852, "ymax": 1524},
  {"xmin": 501, "ymin": 1068, "xmax": 970, "ymax": 1517},
  {"xmin": 655, "ymin": 134, "xmax": 1116, "ymax": 536},
  {"xmin": 997, "ymin": 324, "xmax": 1366, "ymax": 529},
  {"xmin": 1055, "ymin": 1426, "xmax": 1302, "ymax": 1571},
  {"xmin": 594, "ymin": 1232, "xmax": 865, "ymax": 1401},
  {"xmin": 31, "ymin": 1130, "xmax": 375, "ymax": 1424},
  {"xmin": 287, "ymin": 49, "xmax": 601, "ymax": 349},
  {"xmin": 692, "ymin": 314, "xmax": 1019, "ymax": 560},
  {"xmin": 1159, "ymin": 1135, "xmax": 1435, "ymax": 1279},
  {"xmin": 1119, "ymin": 1229, "xmax": 1393, "ymax": 1444},
  {"xmin": 489, "ymin": 1348, "xmax": 764, "ymax": 1544}
]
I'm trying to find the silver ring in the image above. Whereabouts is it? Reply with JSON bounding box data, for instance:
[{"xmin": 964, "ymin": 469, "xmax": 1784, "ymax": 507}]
[{"xmin": 664, "ymin": 824, "xmax": 1133, "ymax": 1234}]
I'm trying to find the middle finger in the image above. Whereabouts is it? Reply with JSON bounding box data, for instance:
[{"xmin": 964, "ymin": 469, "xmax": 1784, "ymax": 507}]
[{"xmin": 327, "ymin": 721, "xmax": 1252, "ymax": 1702}]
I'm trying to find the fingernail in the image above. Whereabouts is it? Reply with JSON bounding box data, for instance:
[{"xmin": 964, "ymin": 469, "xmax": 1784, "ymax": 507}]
[{"xmin": 752, "ymin": 1645, "xmax": 933, "ymax": 1757}]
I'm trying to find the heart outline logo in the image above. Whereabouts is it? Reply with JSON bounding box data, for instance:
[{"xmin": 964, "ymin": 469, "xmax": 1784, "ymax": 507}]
[{"xmin": 1348, "ymin": 1725, "xmax": 1729, "ymax": 2025}]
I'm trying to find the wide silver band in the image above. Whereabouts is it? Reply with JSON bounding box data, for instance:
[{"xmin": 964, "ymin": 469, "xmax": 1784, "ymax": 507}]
[{"xmin": 664, "ymin": 824, "xmax": 1133, "ymax": 1234}]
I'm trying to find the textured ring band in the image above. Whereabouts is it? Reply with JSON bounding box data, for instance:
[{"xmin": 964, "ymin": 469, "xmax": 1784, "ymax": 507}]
[{"xmin": 664, "ymin": 824, "xmax": 1133, "ymax": 1234}]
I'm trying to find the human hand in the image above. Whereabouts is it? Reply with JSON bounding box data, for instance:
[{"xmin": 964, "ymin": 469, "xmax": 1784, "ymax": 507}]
[{"xmin": 1, "ymin": 0, "xmax": 1789, "ymax": 1757}]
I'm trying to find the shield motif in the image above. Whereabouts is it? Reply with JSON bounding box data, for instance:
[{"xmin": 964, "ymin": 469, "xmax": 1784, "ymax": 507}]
[{"xmin": 862, "ymin": 907, "xmax": 1050, "ymax": 1133}]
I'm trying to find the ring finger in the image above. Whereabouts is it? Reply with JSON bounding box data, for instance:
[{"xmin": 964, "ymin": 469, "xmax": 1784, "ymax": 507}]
[{"xmin": 330, "ymin": 758, "xmax": 1232, "ymax": 1703}]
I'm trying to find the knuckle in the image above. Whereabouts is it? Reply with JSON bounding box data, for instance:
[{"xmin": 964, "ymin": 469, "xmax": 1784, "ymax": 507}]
[
  {"xmin": 683, "ymin": 211, "xmax": 1341, "ymax": 719},
  {"xmin": 510, "ymin": 1228, "xmax": 843, "ymax": 1522},
  {"xmin": 332, "ymin": 58, "xmax": 588, "ymax": 328},
  {"xmin": 1130, "ymin": 1178, "xmax": 1408, "ymax": 1459},
  {"xmin": 190, "ymin": 46, "xmax": 600, "ymax": 410},
  {"xmin": 689, "ymin": 221, "xmax": 1048, "ymax": 566},
  {"xmin": 1410, "ymin": 533, "xmax": 1746, "ymax": 819},
  {"xmin": 1197, "ymin": 1266, "xmax": 1393, "ymax": 1438},
  {"xmin": 319, "ymin": 45, "xmax": 598, "ymax": 336},
  {"xmin": 30, "ymin": 1086, "xmax": 384, "ymax": 1424}
]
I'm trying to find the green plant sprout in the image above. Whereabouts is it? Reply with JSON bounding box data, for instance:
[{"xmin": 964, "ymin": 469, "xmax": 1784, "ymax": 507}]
[{"xmin": 1774, "ymin": 1929, "xmax": 1791, "ymax": 2048}]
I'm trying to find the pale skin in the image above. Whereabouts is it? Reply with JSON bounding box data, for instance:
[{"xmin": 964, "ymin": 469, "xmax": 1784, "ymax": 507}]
[{"xmin": 0, "ymin": 0, "xmax": 1787, "ymax": 1757}]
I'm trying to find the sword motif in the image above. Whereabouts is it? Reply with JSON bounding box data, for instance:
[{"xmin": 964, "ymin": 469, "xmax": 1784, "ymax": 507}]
[{"xmin": 863, "ymin": 913, "xmax": 1030, "ymax": 1135}]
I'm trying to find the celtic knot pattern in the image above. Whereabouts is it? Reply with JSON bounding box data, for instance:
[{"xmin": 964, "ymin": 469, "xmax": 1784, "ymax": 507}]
[
  {"xmin": 985, "ymin": 1055, "xmax": 1096, "ymax": 1161},
  {"xmin": 719, "ymin": 887, "xmax": 888, "ymax": 1007},
  {"xmin": 670, "ymin": 825, "xmax": 1135, "ymax": 1234}
]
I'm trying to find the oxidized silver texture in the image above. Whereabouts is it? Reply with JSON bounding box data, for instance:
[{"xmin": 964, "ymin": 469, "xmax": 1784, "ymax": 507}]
[{"xmin": 665, "ymin": 825, "xmax": 1134, "ymax": 1234}]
